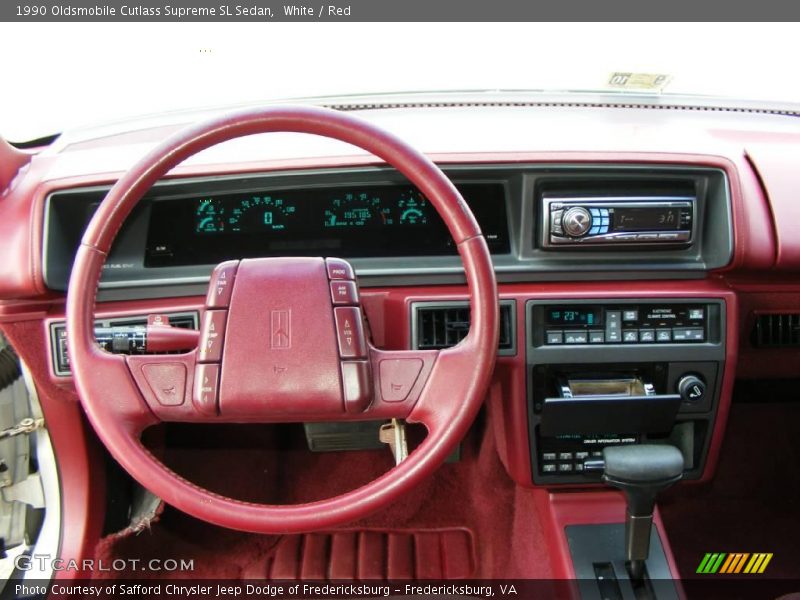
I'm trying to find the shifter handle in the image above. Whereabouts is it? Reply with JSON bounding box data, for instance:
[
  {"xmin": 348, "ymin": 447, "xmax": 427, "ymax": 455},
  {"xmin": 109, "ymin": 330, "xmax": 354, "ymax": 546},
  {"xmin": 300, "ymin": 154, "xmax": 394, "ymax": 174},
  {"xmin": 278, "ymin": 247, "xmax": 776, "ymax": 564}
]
[{"xmin": 586, "ymin": 444, "xmax": 684, "ymax": 581}]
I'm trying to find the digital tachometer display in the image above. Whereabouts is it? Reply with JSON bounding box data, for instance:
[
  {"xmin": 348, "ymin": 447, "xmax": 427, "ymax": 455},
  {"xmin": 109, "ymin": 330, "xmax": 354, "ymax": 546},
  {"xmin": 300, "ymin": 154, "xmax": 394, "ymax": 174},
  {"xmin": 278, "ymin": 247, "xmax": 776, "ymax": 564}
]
[{"xmin": 147, "ymin": 182, "xmax": 508, "ymax": 267}]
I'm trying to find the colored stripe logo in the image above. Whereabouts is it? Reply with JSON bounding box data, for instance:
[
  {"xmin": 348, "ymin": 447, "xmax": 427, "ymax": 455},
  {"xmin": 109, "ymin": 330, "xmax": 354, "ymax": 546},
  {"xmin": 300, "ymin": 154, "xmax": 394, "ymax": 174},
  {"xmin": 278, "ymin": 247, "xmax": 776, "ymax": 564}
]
[{"xmin": 696, "ymin": 553, "xmax": 773, "ymax": 574}]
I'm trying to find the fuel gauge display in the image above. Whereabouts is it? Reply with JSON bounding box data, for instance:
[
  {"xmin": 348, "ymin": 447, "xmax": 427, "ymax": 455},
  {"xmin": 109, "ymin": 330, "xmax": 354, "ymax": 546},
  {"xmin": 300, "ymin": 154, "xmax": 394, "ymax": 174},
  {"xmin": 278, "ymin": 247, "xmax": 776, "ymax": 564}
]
[{"xmin": 195, "ymin": 198, "xmax": 225, "ymax": 234}]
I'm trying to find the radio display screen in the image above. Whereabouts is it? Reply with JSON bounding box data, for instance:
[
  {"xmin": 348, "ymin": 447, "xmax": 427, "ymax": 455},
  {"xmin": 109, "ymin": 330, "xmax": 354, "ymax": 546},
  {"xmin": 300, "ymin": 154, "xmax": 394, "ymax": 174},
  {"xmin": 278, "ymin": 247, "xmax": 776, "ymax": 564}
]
[
  {"xmin": 145, "ymin": 182, "xmax": 509, "ymax": 267},
  {"xmin": 546, "ymin": 306, "xmax": 602, "ymax": 326},
  {"xmin": 611, "ymin": 207, "xmax": 684, "ymax": 231}
]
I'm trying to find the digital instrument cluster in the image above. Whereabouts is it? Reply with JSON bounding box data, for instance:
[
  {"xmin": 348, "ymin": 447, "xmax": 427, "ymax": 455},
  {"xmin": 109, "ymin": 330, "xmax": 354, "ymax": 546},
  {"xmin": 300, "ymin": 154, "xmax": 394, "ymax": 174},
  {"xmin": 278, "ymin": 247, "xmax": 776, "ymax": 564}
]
[
  {"xmin": 146, "ymin": 183, "xmax": 508, "ymax": 266},
  {"xmin": 192, "ymin": 188, "xmax": 433, "ymax": 235}
]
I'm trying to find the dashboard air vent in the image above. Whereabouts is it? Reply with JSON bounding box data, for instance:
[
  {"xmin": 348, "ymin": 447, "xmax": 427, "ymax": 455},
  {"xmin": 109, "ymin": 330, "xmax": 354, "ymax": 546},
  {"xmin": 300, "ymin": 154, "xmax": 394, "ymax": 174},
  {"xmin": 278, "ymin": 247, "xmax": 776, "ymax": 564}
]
[
  {"xmin": 414, "ymin": 301, "xmax": 515, "ymax": 354},
  {"xmin": 751, "ymin": 314, "xmax": 800, "ymax": 347}
]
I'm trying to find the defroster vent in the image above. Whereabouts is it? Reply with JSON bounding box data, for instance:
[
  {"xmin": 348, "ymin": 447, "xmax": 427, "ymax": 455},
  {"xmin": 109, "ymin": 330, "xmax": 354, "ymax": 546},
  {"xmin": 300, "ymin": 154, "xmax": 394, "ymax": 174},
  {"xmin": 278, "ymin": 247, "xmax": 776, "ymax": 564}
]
[
  {"xmin": 751, "ymin": 313, "xmax": 800, "ymax": 347},
  {"xmin": 413, "ymin": 301, "xmax": 515, "ymax": 354}
]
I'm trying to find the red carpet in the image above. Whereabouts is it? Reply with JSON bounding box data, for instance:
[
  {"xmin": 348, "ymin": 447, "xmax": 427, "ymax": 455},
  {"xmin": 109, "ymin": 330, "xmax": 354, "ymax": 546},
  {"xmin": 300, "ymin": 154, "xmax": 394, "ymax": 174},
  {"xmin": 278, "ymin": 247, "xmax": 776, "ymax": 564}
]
[{"xmin": 93, "ymin": 415, "xmax": 553, "ymax": 580}]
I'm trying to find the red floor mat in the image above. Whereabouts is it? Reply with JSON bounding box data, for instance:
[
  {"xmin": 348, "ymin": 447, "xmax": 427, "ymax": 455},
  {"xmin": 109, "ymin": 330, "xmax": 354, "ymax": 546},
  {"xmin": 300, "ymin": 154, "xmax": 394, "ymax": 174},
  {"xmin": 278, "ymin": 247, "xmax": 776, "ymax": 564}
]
[{"xmin": 242, "ymin": 528, "xmax": 475, "ymax": 580}]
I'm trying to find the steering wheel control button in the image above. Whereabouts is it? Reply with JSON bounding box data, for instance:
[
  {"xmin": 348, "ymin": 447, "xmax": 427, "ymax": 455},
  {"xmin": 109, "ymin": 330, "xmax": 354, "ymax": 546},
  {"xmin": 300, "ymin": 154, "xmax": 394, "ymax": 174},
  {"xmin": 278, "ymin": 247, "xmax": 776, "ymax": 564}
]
[
  {"xmin": 198, "ymin": 310, "xmax": 227, "ymax": 362},
  {"xmin": 341, "ymin": 361, "xmax": 371, "ymax": 413},
  {"xmin": 334, "ymin": 307, "xmax": 367, "ymax": 359},
  {"xmin": 379, "ymin": 358, "xmax": 423, "ymax": 402},
  {"xmin": 142, "ymin": 363, "xmax": 186, "ymax": 407},
  {"xmin": 206, "ymin": 261, "xmax": 239, "ymax": 308},
  {"xmin": 326, "ymin": 258, "xmax": 355, "ymax": 280},
  {"xmin": 562, "ymin": 207, "xmax": 593, "ymax": 237},
  {"xmin": 677, "ymin": 375, "xmax": 707, "ymax": 403},
  {"xmin": 330, "ymin": 281, "xmax": 359, "ymax": 305},
  {"xmin": 193, "ymin": 363, "xmax": 220, "ymax": 415}
]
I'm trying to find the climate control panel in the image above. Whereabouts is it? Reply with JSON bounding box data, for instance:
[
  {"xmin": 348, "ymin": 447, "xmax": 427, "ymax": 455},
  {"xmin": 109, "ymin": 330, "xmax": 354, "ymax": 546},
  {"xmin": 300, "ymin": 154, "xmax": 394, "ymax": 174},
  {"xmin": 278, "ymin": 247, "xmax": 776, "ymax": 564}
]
[
  {"xmin": 526, "ymin": 298, "xmax": 726, "ymax": 485},
  {"xmin": 533, "ymin": 303, "xmax": 709, "ymax": 346}
]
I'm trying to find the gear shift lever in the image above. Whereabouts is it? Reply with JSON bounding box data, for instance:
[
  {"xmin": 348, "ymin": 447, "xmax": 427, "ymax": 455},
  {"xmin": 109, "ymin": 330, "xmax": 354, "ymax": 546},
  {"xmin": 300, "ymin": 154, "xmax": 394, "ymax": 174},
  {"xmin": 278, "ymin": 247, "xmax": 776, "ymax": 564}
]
[{"xmin": 586, "ymin": 445, "xmax": 684, "ymax": 581}]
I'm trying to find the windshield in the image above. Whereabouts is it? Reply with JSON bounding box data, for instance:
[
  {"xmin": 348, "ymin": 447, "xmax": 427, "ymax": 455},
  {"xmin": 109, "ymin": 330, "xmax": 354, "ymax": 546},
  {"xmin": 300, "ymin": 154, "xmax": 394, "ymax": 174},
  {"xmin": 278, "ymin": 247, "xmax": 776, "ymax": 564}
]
[{"xmin": 2, "ymin": 22, "xmax": 799, "ymax": 143}]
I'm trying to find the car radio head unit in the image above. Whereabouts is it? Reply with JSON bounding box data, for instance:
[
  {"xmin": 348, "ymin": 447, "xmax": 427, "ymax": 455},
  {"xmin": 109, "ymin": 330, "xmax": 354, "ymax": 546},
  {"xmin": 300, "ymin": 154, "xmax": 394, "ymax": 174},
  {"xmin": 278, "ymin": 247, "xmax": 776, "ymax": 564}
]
[{"xmin": 542, "ymin": 194, "xmax": 695, "ymax": 247}]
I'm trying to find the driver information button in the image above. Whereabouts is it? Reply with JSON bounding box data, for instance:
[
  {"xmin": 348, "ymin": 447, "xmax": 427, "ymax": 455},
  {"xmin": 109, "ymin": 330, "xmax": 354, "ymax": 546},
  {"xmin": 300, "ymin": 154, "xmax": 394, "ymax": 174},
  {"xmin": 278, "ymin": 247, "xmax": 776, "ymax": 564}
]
[
  {"xmin": 334, "ymin": 307, "xmax": 367, "ymax": 359},
  {"xmin": 198, "ymin": 310, "xmax": 227, "ymax": 362},
  {"xmin": 193, "ymin": 363, "xmax": 219, "ymax": 415}
]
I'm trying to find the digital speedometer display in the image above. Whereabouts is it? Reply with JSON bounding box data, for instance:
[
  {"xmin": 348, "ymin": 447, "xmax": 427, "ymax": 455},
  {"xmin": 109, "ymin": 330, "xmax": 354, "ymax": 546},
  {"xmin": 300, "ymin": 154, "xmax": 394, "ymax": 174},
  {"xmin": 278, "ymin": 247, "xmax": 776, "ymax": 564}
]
[{"xmin": 146, "ymin": 182, "xmax": 508, "ymax": 267}]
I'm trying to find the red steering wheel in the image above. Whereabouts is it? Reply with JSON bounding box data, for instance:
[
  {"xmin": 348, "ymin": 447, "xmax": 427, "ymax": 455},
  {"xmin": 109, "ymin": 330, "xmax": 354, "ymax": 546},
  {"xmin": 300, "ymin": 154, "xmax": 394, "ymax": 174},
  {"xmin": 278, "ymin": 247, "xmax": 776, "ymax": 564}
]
[{"xmin": 66, "ymin": 106, "xmax": 499, "ymax": 534}]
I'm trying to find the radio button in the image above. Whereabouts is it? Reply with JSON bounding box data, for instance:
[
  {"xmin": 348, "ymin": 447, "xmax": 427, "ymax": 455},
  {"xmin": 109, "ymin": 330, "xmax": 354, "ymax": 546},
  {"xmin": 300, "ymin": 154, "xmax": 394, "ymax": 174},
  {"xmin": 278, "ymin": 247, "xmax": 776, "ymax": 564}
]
[
  {"xmin": 551, "ymin": 210, "xmax": 564, "ymax": 235},
  {"xmin": 330, "ymin": 281, "xmax": 359, "ymax": 305},
  {"xmin": 326, "ymin": 258, "xmax": 355, "ymax": 280},
  {"xmin": 334, "ymin": 307, "xmax": 367, "ymax": 359},
  {"xmin": 589, "ymin": 226, "xmax": 600, "ymax": 235},
  {"xmin": 564, "ymin": 331, "xmax": 588, "ymax": 344},
  {"xmin": 639, "ymin": 329, "xmax": 656, "ymax": 343},
  {"xmin": 656, "ymin": 329, "xmax": 673, "ymax": 342},
  {"xmin": 623, "ymin": 330, "xmax": 639, "ymax": 343},
  {"xmin": 589, "ymin": 330, "xmax": 605, "ymax": 344},
  {"xmin": 546, "ymin": 330, "xmax": 564, "ymax": 345},
  {"xmin": 637, "ymin": 233, "xmax": 660, "ymax": 241}
]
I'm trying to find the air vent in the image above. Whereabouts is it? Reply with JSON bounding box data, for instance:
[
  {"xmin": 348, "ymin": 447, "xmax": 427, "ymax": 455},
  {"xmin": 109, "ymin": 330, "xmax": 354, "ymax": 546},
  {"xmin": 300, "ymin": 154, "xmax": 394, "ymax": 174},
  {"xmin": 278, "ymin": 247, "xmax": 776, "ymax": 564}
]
[
  {"xmin": 751, "ymin": 314, "xmax": 800, "ymax": 347},
  {"xmin": 413, "ymin": 301, "xmax": 515, "ymax": 354},
  {"xmin": 49, "ymin": 311, "xmax": 199, "ymax": 377}
]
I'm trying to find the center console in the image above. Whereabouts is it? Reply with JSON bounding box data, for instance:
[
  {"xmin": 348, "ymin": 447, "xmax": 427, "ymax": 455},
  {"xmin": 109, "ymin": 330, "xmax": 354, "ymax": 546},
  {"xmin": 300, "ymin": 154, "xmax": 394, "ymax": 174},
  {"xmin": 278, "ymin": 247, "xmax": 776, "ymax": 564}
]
[{"xmin": 527, "ymin": 298, "xmax": 726, "ymax": 485}]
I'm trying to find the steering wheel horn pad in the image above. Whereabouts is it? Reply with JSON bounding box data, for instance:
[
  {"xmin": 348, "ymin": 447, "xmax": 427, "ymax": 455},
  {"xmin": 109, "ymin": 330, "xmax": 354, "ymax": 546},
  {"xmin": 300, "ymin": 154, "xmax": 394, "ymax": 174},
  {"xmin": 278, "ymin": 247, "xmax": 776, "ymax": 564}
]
[{"xmin": 66, "ymin": 106, "xmax": 499, "ymax": 533}]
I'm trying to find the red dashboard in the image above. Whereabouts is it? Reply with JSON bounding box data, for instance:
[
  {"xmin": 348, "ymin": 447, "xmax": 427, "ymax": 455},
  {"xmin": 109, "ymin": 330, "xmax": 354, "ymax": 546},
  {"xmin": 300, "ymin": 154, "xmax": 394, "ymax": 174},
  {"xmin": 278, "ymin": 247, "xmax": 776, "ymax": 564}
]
[{"xmin": 2, "ymin": 101, "xmax": 800, "ymax": 579}]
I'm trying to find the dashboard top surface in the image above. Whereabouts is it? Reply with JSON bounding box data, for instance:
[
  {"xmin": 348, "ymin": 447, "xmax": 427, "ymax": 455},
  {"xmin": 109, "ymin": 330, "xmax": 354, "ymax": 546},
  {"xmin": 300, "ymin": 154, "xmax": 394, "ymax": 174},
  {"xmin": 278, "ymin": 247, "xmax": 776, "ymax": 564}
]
[{"xmin": 0, "ymin": 102, "xmax": 798, "ymax": 301}]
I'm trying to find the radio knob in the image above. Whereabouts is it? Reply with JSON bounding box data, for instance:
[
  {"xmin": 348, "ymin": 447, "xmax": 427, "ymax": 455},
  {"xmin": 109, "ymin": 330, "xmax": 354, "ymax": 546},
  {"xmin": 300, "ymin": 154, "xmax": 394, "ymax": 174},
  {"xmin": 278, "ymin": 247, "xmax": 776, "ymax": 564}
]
[{"xmin": 562, "ymin": 207, "xmax": 593, "ymax": 237}]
